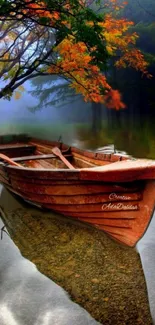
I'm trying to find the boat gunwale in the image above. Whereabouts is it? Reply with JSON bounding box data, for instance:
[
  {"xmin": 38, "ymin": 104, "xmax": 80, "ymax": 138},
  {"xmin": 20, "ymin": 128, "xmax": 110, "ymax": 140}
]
[
  {"xmin": 6, "ymin": 166, "xmax": 81, "ymax": 172},
  {"xmin": 2, "ymin": 157, "xmax": 155, "ymax": 173},
  {"xmin": 0, "ymin": 147, "xmax": 132, "ymax": 172},
  {"xmin": 1, "ymin": 162, "xmax": 155, "ymax": 184}
]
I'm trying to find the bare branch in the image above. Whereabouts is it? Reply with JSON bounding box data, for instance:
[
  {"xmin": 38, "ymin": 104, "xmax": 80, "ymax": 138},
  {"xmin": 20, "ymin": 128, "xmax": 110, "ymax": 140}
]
[{"xmin": 135, "ymin": 0, "xmax": 155, "ymax": 19}]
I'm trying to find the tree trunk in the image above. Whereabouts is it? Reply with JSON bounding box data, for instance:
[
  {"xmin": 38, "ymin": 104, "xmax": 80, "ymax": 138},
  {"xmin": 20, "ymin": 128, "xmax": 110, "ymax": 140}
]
[{"xmin": 91, "ymin": 102, "xmax": 102, "ymax": 133}]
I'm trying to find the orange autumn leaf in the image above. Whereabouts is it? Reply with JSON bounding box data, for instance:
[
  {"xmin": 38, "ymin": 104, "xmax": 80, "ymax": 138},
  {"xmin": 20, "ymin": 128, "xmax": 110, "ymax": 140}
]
[
  {"xmin": 24, "ymin": 1, "xmax": 60, "ymax": 22},
  {"xmin": 98, "ymin": 13, "xmax": 149, "ymax": 76},
  {"xmin": 115, "ymin": 49, "xmax": 149, "ymax": 76},
  {"xmin": 48, "ymin": 37, "xmax": 126, "ymax": 109},
  {"xmin": 105, "ymin": 90, "xmax": 126, "ymax": 110}
]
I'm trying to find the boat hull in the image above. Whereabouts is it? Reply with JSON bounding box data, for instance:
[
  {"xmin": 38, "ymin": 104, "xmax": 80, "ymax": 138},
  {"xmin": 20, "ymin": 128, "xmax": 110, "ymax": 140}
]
[
  {"xmin": 0, "ymin": 163, "xmax": 155, "ymax": 246},
  {"xmin": 0, "ymin": 136, "xmax": 155, "ymax": 247}
]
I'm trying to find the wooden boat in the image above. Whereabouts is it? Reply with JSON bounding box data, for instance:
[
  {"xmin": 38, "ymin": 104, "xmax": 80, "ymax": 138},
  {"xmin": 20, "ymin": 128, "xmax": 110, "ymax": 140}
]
[{"xmin": 0, "ymin": 135, "xmax": 155, "ymax": 247}]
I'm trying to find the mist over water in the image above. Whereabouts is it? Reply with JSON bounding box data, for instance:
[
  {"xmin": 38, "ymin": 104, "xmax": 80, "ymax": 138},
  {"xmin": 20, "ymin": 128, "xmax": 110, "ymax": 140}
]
[{"xmin": 0, "ymin": 78, "xmax": 155, "ymax": 159}]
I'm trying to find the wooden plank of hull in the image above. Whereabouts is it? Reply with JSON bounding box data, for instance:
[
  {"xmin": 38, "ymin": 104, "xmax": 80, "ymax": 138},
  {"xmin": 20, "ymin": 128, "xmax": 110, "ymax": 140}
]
[
  {"xmin": 4, "ymin": 180, "xmax": 155, "ymax": 247},
  {"xmin": 0, "ymin": 168, "xmax": 10, "ymax": 185},
  {"xmin": 80, "ymin": 159, "xmax": 155, "ymax": 182},
  {"xmin": 97, "ymin": 226, "xmax": 139, "ymax": 237},
  {"xmin": 9, "ymin": 179, "xmax": 142, "ymax": 197},
  {"xmin": 5, "ymin": 175, "xmax": 144, "ymax": 195},
  {"xmin": 0, "ymin": 169, "xmax": 9, "ymax": 181},
  {"xmin": 33, "ymin": 193, "xmax": 141, "ymax": 205},
  {"xmin": 103, "ymin": 229, "xmax": 137, "ymax": 247},
  {"xmin": 51, "ymin": 210, "xmax": 136, "ymax": 219},
  {"xmin": 8, "ymin": 177, "xmax": 83, "ymax": 185},
  {"xmin": 45, "ymin": 201, "xmax": 140, "ymax": 212},
  {"xmin": 74, "ymin": 218, "xmax": 133, "ymax": 228},
  {"xmin": 0, "ymin": 175, "xmax": 10, "ymax": 185},
  {"xmin": 0, "ymin": 185, "xmax": 141, "ymax": 208},
  {"xmin": 6, "ymin": 167, "xmax": 79, "ymax": 180},
  {"xmin": 3, "ymin": 171, "xmax": 142, "ymax": 211}
]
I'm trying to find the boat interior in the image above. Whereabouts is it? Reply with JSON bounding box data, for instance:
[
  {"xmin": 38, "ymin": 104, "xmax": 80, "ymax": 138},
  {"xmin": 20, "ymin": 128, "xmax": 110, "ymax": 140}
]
[{"xmin": 0, "ymin": 135, "xmax": 128, "ymax": 170}]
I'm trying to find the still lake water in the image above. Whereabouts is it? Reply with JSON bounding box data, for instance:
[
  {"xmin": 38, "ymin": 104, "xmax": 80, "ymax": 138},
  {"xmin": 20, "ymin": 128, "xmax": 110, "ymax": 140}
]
[
  {"xmin": 0, "ymin": 188, "xmax": 100, "ymax": 325},
  {"xmin": 1, "ymin": 111, "xmax": 155, "ymax": 159}
]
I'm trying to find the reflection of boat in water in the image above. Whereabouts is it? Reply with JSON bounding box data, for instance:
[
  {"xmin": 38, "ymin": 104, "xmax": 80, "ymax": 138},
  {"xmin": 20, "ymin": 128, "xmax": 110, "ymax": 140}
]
[{"xmin": 0, "ymin": 134, "xmax": 155, "ymax": 247}]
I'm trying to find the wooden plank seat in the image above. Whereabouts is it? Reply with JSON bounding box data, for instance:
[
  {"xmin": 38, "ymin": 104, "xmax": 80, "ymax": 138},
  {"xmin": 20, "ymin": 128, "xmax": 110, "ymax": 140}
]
[
  {"xmin": 0, "ymin": 144, "xmax": 36, "ymax": 150},
  {"xmin": 0, "ymin": 144, "xmax": 36, "ymax": 159},
  {"xmin": 13, "ymin": 153, "xmax": 73, "ymax": 162}
]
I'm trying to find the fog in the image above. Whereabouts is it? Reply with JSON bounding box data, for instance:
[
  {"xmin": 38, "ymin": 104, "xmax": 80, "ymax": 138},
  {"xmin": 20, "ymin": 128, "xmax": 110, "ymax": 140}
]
[
  {"xmin": 0, "ymin": 79, "xmax": 93, "ymax": 141},
  {"xmin": 0, "ymin": 0, "xmax": 155, "ymax": 138}
]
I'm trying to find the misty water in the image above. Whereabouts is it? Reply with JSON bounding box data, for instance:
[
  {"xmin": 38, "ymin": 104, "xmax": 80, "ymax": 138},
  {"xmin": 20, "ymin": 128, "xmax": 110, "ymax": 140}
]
[
  {"xmin": 1, "ymin": 116, "xmax": 155, "ymax": 159},
  {"xmin": 1, "ymin": 88, "xmax": 155, "ymax": 159}
]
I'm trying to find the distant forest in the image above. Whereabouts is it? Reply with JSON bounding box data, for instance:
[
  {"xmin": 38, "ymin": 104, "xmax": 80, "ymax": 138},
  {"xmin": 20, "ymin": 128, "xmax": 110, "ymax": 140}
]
[
  {"xmin": 29, "ymin": 0, "xmax": 155, "ymax": 125},
  {"xmin": 114, "ymin": 0, "xmax": 155, "ymax": 116}
]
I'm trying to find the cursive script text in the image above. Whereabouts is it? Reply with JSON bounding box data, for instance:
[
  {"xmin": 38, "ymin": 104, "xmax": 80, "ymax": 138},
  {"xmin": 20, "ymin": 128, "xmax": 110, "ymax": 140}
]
[
  {"xmin": 109, "ymin": 193, "xmax": 131, "ymax": 200},
  {"xmin": 102, "ymin": 202, "xmax": 138, "ymax": 211}
]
